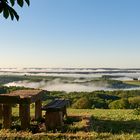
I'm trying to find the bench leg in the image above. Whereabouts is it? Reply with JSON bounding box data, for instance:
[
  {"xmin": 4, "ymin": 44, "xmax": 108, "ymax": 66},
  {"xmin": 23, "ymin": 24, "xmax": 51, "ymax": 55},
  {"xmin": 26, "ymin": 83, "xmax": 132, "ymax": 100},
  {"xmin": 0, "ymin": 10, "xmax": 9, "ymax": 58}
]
[
  {"xmin": 3, "ymin": 104, "xmax": 12, "ymax": 129},
  {"xmin": 35, "ymin": 100, "xmax": 42, "ymax": 120},
  {"xmin": 0, "ymin": 104, "xmax": 3, "ymax": 120},
  {"xmin": 19, "ymin": 104, "xmax": 30, "ymax": 130}
]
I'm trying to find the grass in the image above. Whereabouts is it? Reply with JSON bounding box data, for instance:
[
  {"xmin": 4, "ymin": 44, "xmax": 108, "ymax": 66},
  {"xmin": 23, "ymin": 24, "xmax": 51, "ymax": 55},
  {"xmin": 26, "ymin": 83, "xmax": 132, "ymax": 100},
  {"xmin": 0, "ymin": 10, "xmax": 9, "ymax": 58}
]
[
  {"xmin": 123, "ymin": 80, "xmax": 140, "ymax": 86},
  {"xmin": 68, "ymin": 109, "xmax": 140, "ymax": 139},
  {"xmin": 1, "ymin": 108, "xmax": 140, "ymax": 139},
  {"xmin": 68, "ymin": 109, "xmax": 140, "ymax": 120}
]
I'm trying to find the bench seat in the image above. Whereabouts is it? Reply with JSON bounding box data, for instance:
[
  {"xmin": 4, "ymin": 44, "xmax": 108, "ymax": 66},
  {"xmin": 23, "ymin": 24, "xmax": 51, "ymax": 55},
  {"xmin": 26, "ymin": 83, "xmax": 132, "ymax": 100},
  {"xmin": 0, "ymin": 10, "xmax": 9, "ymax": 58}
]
[{"xmin": 42, "ymin": 99, "xmax": 69, "ymax": 111}]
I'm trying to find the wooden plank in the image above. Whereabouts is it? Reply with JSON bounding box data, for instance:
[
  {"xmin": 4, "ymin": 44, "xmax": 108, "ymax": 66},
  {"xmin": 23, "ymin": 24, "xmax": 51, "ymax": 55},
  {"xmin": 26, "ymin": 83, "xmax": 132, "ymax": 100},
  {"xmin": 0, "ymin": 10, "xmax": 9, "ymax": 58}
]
[
  {"xmin": 45, "ymin": 111, "xmax": 64, "ymax": 131},
  {"xmin": 30, "ymin": 90, "xmax": 48, "ymax": 103},
  {"xmin": 19, "ymin": 103, "xmax": 30, "ymax": 130},
  {"xmin": 0, "ymin": 90, "xmax": 48, "ymax": 104},
  {"xmin": 0, "ymin": 104, "xmax": 3, "ymax": 120},
  {"xmin": 42, "ymin": 100, "xmax": 64, "ymax": 109},
  {"xmin": 55, "ymin": 100, "xmax": 70, "ymax": 108},
  {"xmin": 35, "ymin": 100, "xmax": 42, "ymax": 120},
  {"xmin": 9, "ymin": 90, "xmax": 42, "ymax": 97},
  {"xmin": 20, "ymin": 98, "xmax": 31, "ymax": 104},
  {"xmin": 3, "ymin": 104, "xmax": 12, "ymax": 129},
  {"xmin": 42, "ymin": 99, "xmax": 70, "ymax": 110},
  {"xmin": 45, "ymin": 100, "xmax": 62, "ymax": 106},
  {"xmin": 0, "ymin": 96, "xmax": 20, "ymax": 104}
]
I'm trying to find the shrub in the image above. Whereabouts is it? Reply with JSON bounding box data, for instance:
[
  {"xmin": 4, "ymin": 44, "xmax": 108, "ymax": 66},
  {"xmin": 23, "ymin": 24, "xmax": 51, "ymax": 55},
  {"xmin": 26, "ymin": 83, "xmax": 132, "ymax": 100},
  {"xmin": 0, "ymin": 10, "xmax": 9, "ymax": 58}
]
[
  {"xmin": 91, "ymin": 98, "xmax": 108, "ymax": 109},
  {"xmin": 128, "ymin": 96, "xmax": 140, "ymax": 108},
  {"xmin": 0, "ymin": 86, "xmax": 8, "ymax": 94},
  {"xmin": 72, "ymin": 97, "xmax": 92, "ymax": 109},
  {"xmin": 108, "ymin": 98, "xmax": 130, "ymax": 109},
  {"xmin": 133, "ymin": 107, "xmax": 140, "ymax": 115}
]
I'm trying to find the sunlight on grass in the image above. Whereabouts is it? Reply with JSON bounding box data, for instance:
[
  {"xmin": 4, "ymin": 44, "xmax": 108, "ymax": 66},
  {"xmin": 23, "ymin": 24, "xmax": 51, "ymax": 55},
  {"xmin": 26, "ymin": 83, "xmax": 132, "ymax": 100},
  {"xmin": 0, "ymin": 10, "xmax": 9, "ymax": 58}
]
[
  {"xmin": 68, "ymin": 109, "xmax": 140, "ymax": 121},
  {"xmin": 1, "ymin": 108, "xmax": 140, "ymax": 139},
  {"xmin": 124, "ymin": 80, "xmax": 140, "ymax": 86}
]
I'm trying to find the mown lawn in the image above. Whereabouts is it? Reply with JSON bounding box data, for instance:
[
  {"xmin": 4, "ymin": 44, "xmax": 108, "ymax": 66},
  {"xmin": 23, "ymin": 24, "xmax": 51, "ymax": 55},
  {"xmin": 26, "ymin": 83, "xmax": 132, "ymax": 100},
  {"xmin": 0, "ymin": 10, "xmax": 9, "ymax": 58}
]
[{"xmin": 1, "ymin": 109, "xmax": 140, "ymax": 139}]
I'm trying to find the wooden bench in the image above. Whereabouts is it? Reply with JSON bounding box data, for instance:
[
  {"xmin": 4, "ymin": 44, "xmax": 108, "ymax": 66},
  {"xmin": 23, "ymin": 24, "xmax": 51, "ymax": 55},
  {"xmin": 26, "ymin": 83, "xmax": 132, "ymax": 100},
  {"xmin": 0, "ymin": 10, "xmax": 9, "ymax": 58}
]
[{"xmin": 42, "ymin": 99, "xmax": 70, "ymax": 131}]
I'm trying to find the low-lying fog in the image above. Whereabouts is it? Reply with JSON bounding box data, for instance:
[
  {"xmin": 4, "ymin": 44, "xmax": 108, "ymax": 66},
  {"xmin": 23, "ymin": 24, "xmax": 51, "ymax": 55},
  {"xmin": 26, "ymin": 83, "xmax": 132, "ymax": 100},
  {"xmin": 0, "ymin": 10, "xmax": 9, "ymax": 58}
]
[
  {"xmin": 4, "ymin": 79, "xmax": 110, "ymax": 92},
  {"xmin": 3, "ymin": 68, "xmax": 140, "ymax": 92},
  {"xmin": 4, "ymin": 78, "xmax": 140, "ymax": 92}
]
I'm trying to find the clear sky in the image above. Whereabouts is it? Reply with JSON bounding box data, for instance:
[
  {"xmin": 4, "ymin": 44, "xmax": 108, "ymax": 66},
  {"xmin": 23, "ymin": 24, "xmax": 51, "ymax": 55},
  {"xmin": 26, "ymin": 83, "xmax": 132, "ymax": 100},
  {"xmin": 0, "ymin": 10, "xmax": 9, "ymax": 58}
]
[{"xmin": 0, "ymin": 0, "xmax": 140, "ymax": 68}]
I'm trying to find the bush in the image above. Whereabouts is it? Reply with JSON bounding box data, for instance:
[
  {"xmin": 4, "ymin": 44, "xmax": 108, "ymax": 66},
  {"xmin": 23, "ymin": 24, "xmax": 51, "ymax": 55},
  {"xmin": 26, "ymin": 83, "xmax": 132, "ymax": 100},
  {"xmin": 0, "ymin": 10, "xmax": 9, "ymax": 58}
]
[
  {"xmin": 109, "ymin": 98, "xmax": 130, "ymax": 109},
  {"xmin": 128, "ymin": 96, "xmax": 140, "ymax": 108},
  {"xmin": 72, "ymin": 97, "xmax": 92, "ymax": 109},
  {"xmin": 0, "ymin": 86, "xmax": 8, "ymax": 94},
  {"xmin": 133, "ymin": 107, "xmax": 140, "ymax": 115},
  {"xmin": 91, "ymin": 98, "xmax": 108, "ymax": 109}
]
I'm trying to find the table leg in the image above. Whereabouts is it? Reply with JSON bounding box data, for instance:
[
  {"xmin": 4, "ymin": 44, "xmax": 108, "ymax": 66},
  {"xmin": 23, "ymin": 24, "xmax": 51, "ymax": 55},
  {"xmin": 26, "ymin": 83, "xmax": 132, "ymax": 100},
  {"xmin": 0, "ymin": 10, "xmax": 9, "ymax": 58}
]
[
  {"xmin": 19, "ymin": 104, "xmax": 30, "ymax": 130},
  {"xmin": 35, "ymin": 100, "xmax": 42, "ymax": 120},
  {"xmin": 0, "ymin": 104, "xmax": 3, "ymax": 120},
  {"xmin": 3, "ymin": 104, "xmax": 12, "ymax": 129}
]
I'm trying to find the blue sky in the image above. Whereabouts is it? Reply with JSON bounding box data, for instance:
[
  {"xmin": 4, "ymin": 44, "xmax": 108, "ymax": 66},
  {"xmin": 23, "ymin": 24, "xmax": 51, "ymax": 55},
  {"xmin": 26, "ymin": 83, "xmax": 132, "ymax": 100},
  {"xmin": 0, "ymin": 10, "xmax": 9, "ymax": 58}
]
[{"xmin": 0, "ymin": 0, "xmax": 140, "ymax": 68}]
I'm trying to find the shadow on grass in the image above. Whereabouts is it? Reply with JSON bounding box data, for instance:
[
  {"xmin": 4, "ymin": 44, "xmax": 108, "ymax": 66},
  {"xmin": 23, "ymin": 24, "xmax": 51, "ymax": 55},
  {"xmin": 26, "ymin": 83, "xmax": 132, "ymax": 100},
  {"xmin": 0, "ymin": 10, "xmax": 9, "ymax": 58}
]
[{"xmin": 91, "ymin": 116, "xmax": 140, "ymax": 134}]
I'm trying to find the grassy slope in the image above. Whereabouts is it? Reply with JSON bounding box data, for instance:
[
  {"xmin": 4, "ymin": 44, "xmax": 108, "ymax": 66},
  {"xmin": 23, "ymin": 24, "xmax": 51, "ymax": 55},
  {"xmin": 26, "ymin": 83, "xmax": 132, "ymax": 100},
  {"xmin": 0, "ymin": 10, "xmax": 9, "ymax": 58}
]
[
  {"xmin": 124, "ymin": 80, "xmax": 140, "ymax": 86},
  {"xmin": 67, "ymin": 109, "xmax": 140, "ymax": 139},
  {"xmin": 2, "ymin": 108, "xmax": 140, "ymax": 140}
]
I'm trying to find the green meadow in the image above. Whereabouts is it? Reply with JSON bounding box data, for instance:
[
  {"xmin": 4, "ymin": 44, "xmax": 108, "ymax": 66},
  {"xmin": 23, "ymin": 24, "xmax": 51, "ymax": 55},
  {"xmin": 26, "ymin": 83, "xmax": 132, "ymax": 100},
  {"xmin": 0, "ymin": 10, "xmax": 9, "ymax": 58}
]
[{"xmin": 0, "ymin": 108, "xmax": 140, "ymax": 140}]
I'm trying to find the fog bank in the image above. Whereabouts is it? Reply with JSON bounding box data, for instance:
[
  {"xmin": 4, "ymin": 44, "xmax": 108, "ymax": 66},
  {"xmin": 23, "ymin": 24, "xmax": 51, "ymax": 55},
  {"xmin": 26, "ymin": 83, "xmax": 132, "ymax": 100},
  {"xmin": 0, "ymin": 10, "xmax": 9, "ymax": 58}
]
[{"xmin": 4, "ymin": 80, "xmax": 110, "ymax": 92}]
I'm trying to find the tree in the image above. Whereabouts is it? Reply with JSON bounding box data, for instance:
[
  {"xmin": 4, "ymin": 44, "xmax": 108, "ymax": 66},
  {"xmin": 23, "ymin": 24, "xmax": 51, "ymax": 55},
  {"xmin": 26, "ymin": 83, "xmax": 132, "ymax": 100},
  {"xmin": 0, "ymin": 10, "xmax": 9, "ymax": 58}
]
[
  {"xmin": 108, "ymin": 98, "xmax": 130, "ymax": 109},
  {"xmin": 72, "ymin": 97, "xmax": 92, "ymax": 109},
  {"xmin": 0, "ymin": 0, "xmax": 30, "ymax": 21}
]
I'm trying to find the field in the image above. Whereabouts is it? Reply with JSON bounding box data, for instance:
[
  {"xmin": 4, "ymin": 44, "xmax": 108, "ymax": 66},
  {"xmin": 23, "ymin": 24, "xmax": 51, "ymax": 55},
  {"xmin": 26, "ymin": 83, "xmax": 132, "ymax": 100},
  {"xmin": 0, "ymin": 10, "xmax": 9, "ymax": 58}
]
[
  {"xmin": 124, "ymin": 80, "xmax": 140, "ymax": 86},
  {"xmin": 1, "ymin": 108, "xmax": 140, "ymax": 139}
]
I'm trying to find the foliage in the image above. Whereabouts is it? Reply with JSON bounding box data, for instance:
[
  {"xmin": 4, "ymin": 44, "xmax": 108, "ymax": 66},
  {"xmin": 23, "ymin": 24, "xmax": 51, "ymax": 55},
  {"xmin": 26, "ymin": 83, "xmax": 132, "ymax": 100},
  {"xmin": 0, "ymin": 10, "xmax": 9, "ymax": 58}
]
[
  {"xmin": 49, "ymin": 90, "xmax": 140, "ymax": 109},
  {"xmin": 108, "ymin": 98, "xmax": 130, "ymax": 109},
  {"xmin": 0, "ymin": 86, "xmax": 8, "ymax": 94},
  {"xmin": 0, "ymin": 0, "xmax": 30, "ymax": 20},
  {"xmin": 128, "ymin": 96, "xmax": 140, "ymax": 108},
  {"xmin": 91, "ymin": 98, "xmax": 108, "ymax": 109},
  {"xmin": 133, "ymin": 107, "xmax": 140, "ymax": 115},
  {"xmin": 2, "ymin": 84, "xmax": 140, "ymax": 109},
  {"xmin": 72, "ymin": 97, "xmax": 92, "ymax": 109}
]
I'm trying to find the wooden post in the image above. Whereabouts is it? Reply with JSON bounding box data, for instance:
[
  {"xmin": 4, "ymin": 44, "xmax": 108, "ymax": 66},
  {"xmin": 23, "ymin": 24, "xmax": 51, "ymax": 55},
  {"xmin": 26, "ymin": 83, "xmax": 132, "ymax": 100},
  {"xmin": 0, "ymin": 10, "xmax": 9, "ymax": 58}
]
[
  {"xmin": 0, "ymin": 104, "xmax": 3, "ymax": 120},
  {"xmin": 19, "ymin": 103, "xmax": 30, "ymax": 130},
  {"xmin": 3, "ymin": 104, "xmax": 12, "ymax": 129},
  {"xmin": 35, "ymin": 100, "xmax": 42, "ymax": 120}
]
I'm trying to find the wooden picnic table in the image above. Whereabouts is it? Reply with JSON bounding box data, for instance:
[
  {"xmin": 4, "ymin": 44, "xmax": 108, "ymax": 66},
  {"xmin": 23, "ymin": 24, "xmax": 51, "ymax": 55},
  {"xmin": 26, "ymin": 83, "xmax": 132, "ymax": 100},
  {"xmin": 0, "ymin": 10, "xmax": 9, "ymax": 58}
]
[{"xmin": 0, "ymin": 89, "xmax": 48, "ymax": 130}]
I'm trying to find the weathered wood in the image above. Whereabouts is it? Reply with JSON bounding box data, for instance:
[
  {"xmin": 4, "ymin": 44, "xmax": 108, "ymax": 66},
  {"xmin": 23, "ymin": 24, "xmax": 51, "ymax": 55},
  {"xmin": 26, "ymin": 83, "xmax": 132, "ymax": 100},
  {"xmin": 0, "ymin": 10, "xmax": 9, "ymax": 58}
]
[
  {"xmin": 0, "ymin": 90, "xmax": 47, "ymax": 129},
  {"xmin": 43, "ymin": 99, "xmax": 69, "ymax": 131},
  {"xmin": 0, "ymin": 90, "xmax": 47, "ymax": 104},
  {"xmin": 45, "ymin": 111, "xmax": 64, "ymax": 131},
  {"xmin": 30, "ymin": 90, "xmax": 47, "ymax": 103},
  {"xmin": 35, "ymin": 100, "xmax": 42, "ymax": 120},
  {"xmin": 3, "ymin": 104, "xmax": 12, "ymax": 129},
  {"xmin": 0, "ymin": 96, "xmax": 20, "ymax": 104},
  {"xmin": 0, "ymin": 104, "xmax": 3, "ymax": 120},
  {"xmin": 42, "ymin": 99, "xmax": 69, "ymax": 111},
  {"xmin": 20, "ymin": 104, "xmax": 30, "ymax": 130}
]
